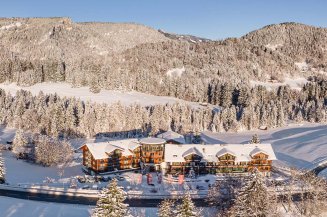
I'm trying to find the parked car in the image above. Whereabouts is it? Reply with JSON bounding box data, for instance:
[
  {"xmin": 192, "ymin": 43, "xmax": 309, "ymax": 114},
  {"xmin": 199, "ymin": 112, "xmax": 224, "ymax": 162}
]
[
  {"xmin": 102, "ymin": 176, "xmax": 112, "ymax": 182},
  {"xmin": 94, "ymin": 176, "xmax": 105, "ymax": 182},
  {"xmin": 150, "ymin": 188, "xmax": 158, "ymax": 193},
  {"xmin": 196, "ymin": 185, "xmax": 205, "ymax": 190},
  {"xmin": 91, "ymin": 184, "xmax": 99, "ymax": 190},
  {"xmin": 85, "ymin": 175, "xmax": 96, "ymax": 183},
  {"xmin": 81, "ymin": 185, "xmax": 90, "ymax": 189},
  {"xmin": 116, "ymin": 176, "xmax": 125, "ymax": 181},
  {"xmin": 77, "ymin": 176, "xmax": 86, "ymax": 183}
]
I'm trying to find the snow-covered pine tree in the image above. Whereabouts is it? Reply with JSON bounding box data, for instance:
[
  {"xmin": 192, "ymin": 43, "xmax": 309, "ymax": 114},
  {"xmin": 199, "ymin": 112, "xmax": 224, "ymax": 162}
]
[
  {"xmin": 92, "ymin": 178, "xmax": 131, "ymax": 217},
  {"xmin": 12, "ymin": 129, "xmax": 28, "ymax": 156},
  {"xmin": 229, "ymin": 168, "xmax": 279, "ymax": 217},
  {"xmin": 0, "ymin": 152, "xmax": 5, "ymax": 184},
  {"xmin": 176, "ymin": 193, "xmax": 199, "ymax": 217},
  {"xmin": 158, "ymin": 199, "xmax": 175, "ymax": 217},
  {"xmin": 249, "ymin": 134, "xmax": 260, "ymax": 144}
]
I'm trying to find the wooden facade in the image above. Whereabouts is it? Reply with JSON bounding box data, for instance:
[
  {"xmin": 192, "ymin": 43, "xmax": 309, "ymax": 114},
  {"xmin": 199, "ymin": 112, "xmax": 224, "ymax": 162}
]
[
  {"xmin": 81, "ymin": 139, "xmax": 276, "ymax": 175},
  {"xmin": 166, "ymin": 152, "xmax": 273, "ymax": 176},
  {"xmin": 141, "ymin": 143, "xmax": 164, "ymax": 165},
  {"xmin": 81, "ymin": 145, "xmax": 141, "ymax": 173}
]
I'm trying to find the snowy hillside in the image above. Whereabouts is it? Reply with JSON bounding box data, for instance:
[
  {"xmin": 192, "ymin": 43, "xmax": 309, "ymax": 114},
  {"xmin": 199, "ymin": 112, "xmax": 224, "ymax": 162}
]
[{"xmin": 0, "ymin": 82, "xmax": 204, "ymax": 107}]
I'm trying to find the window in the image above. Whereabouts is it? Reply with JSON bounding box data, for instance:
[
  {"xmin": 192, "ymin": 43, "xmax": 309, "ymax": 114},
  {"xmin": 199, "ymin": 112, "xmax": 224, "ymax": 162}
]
[{"xmin": 173, "ymin": 155, "xmax": 177, "ymax": 158}]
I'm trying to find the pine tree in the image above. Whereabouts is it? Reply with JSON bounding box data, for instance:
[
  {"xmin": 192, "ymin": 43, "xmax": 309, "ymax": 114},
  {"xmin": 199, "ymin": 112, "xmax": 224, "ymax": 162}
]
[
  {"xmin": 176, "ymin": 193, "xmax": 199, "ymax": 217},
  {"xmin": 92, "ymin": 178, "xmax": 131, "ymax": 217},
  {"xmin": 12, "ymin": 129, "xmax": 28, "ymax": 156},
  {"xmin": 158, "ymin": 199, "xmax": 175, "ymax": 217},
  {"xmin": 230, "ymin": 168, "xmax": 279, "ymax": 217},
  {"xmin": 0, "ymin": 152, "xmax": 5, "ymax": 184},
  {"xmin": 249, "ymin": 134, "xmax": 260, "ymax": 144}
]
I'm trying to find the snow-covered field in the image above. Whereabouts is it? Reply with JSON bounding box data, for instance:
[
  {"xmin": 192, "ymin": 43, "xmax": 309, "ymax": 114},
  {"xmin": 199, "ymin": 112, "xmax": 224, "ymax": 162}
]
[
  {"xmin": 0, "ymin": 82, "xmax": 203, "ymax": 107},
  {"xmin": 0, "ymin": 196, "xmax": 92, "ymax": 217},
  {"xmin": 202, "ymin": 123, "xmax": 327, "ymax": 169},
  {"xmin": 0, "ymin": 197, "xmax": 215, "ymax": 217},
  {"xmin": 250, "ymin": 77, "xmax": 308, "ymax": 91}
]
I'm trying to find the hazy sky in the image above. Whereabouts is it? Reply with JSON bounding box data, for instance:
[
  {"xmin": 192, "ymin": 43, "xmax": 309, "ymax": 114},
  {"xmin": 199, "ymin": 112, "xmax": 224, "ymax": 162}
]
[{"xmin": 1, "ymin": 0, "xmax": 326, "ymax": 40}]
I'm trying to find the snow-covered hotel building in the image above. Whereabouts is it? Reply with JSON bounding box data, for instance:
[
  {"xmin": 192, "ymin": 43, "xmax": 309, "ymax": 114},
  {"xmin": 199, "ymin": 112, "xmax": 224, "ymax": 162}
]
[{"xmin": 79, "ymin": 131, "xmax": 277, "ymax": 176}]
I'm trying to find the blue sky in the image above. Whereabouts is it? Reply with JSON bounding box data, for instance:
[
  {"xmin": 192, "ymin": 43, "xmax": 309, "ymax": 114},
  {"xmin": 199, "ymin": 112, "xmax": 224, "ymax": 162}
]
[{"xmin": 1, "ymin": 0, "xmax": 326, "ymax": 40}]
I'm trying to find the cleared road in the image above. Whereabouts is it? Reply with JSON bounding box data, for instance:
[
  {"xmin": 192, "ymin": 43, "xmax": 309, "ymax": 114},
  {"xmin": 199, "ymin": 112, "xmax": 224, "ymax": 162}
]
[{"xmin": 0, "ymin": 187, "xmax": 210, "ymax": 207}]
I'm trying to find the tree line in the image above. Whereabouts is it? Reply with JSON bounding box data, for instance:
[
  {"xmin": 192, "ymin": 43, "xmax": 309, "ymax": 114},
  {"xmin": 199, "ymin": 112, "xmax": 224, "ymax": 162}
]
[{"xmin": 0, "ymin": 77, "xmax": 326, "ymax": 139}]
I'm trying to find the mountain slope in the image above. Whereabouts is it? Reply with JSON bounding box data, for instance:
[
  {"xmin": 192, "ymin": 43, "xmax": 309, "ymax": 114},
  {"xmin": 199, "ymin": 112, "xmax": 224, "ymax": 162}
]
[
  {"xmin": 243, "ymin": 22, "xmax": 327, "ymax": 70},
  {"xmin": 0, "ymin": 18, "xmax": 326, "ymax": 103}
]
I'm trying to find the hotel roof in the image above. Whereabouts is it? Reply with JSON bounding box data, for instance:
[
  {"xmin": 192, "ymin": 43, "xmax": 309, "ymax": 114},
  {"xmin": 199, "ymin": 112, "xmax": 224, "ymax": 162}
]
[
  {"xmin": 139, "ymin": 137, "xmax": 166, "ymax": 145},
  {"xmin": 164, "ymin": 143, "xmax": 277, "ymax": 163},
  {"xmin": 157, "ymin": 131, "xmax": 186, "ymax": 144},
  {"xmin": 80, "ymin": 138, "xmax": 140, "ymax": 160}
]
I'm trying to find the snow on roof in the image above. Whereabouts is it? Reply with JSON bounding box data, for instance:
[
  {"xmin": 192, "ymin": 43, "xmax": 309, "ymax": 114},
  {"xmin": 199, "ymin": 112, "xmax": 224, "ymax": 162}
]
[
  {"xmin": 157, "ymin": 131, "xmax": 186, "ymax": 144},
  {"xmin": 216, "ymin": 148, "xmax": 236, "ymax": 158},
  {"xmin": 81, "ymin": 138, "xmax": 140, "ymax": 159},
  {"xmin": 250, "ymin": 147, "xmax": 269, "ymax": 157},
  {"xmin": 165, "ymin": 143, "xmax": 277, "ymax": 163},
  {"xmin": 139, "ymin": 137, "xmax": 166, "ymax": 145},
  {"xmin": 108, "ymin": 138, "xmax": 140, "ymax": 151},
  {"xmin": 80, "ymin": 142, "xmax": 123, "ymax": 160},
  {"xmin": 182, "ymin": 147, "xmax": 203, "ymax": 158}
]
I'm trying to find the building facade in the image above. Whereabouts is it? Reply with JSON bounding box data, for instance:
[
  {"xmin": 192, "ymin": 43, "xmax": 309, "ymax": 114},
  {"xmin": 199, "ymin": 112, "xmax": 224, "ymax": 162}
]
[
  {"xmin": 163, "ymin": 144, "xmax": 276, "ymax": 176},
  {"xmin": 139, "ymin": 138, "xmax": 166, "ymax": 172},
  {"xmin": 80, "ymin": 137, "xmax": 277, "ymax": 176}
]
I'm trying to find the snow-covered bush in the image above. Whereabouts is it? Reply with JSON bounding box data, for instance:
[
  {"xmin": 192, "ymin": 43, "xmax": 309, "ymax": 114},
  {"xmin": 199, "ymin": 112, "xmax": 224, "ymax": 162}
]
[{"xmin": 34, "ymin": 135, "xmax": 73, "ymax": 166}]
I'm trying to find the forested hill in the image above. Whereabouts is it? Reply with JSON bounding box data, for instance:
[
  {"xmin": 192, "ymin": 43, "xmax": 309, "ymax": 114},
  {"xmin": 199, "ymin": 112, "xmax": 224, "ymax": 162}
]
[
  {"xmin": 0, "ymin": 18, "xmax": 326, "ymax": 101},
  {"xmin": 0, "ymin": 18, "xmax": 327, "ymax": 136}
]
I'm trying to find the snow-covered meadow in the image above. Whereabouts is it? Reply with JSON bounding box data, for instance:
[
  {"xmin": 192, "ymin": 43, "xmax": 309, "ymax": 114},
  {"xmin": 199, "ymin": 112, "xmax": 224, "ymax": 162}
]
[
  {"xmin": 250, "ymin": 77, "xmax": 308, "ymax": 91},
  {"xmin": 0, "ymin": 196, "xmax": 92, "ymax": 217},
  {"xmin": 202, "ymin": 123, "xmax": 327, "ymax": 169},
  {"xmin": 0, "ymin": 82, "xmax": 204, "ymax": 107}
]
